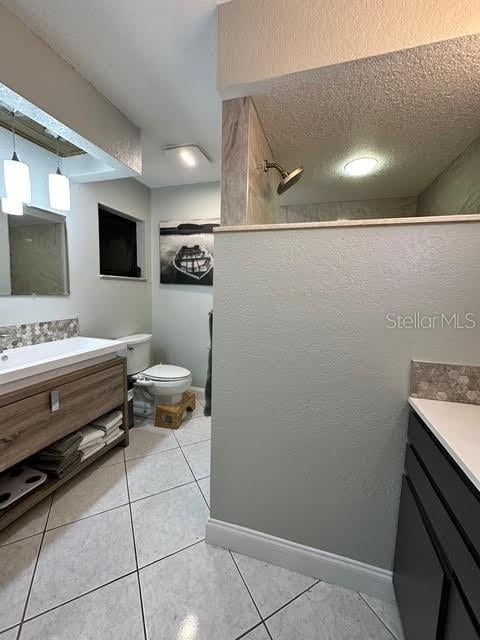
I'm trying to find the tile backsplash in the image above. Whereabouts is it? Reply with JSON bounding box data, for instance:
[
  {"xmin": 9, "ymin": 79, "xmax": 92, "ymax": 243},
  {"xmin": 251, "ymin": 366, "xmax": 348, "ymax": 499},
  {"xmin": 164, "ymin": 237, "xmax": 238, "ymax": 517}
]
[
  {"xmin": 410, "ymin": 360, "xmax": 480, "ymax": 405},
  {"xmin": 0, "ymin": 318, "xmax": 79, "ymax": 349}
]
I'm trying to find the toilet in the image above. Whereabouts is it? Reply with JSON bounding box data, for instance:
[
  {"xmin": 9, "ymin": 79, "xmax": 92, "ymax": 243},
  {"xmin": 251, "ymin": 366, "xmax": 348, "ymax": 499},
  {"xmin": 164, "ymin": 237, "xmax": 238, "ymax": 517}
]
[{"xmin": 115, "ymin": 334, "xmax": 192, "ymax": 407}]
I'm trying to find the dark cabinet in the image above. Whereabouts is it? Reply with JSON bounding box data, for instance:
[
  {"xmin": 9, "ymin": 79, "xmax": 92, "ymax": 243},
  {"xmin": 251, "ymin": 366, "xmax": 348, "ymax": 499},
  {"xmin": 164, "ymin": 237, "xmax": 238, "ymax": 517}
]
[
  {"xmin": 394, "ymin": 478, "xmax": 445, "ymax": 640},
  {"xmin": 444, "ymin": 585, "xmax": 478, "ymax": 640},
  {"xmin": 394, "ymin": 411, "xmax": 480, "ymax": 640}
]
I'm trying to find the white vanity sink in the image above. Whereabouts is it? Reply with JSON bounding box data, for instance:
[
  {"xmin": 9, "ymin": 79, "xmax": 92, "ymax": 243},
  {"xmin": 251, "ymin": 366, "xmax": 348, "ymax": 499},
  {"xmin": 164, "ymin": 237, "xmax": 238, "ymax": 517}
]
[{"xmin": 0, "ymin": 336, "xmax": 126, "ymax": 385}]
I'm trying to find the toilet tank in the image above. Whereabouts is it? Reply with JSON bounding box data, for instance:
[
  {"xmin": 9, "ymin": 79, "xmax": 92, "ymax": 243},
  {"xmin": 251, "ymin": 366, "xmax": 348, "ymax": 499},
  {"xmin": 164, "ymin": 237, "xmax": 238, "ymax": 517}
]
[{"xmin": 115, "ymin": 333, "xmax": 152, "ymax": 375}]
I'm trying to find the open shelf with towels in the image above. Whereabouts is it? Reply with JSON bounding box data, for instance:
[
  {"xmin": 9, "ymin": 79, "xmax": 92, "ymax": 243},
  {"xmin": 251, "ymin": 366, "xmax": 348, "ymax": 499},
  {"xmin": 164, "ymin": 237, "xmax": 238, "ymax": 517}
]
[{"xmin": 0, "ymin": 356, "xmax": 129, "ymax": 532}]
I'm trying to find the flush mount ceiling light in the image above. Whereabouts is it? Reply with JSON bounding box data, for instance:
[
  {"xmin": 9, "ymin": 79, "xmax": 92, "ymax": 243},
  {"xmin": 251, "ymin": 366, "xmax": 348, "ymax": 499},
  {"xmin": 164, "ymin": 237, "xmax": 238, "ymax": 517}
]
[
  {"xmin": 1, "ymin": 197, "xmax": 23, "ymax": 216},
  {"xmin": 344, "ymin": 156, "xmax": 379, "ymax": 177},
  {"xmin": 164, "ymin": 145, "xmax": 211, "ymax": 169},
  {"xmin": 49, "ymin": 136, "xmax": 71, "ymax": 211},
  {"xmin": 3, "ymin": 111, "xmax": 31, "ymax": 204}
]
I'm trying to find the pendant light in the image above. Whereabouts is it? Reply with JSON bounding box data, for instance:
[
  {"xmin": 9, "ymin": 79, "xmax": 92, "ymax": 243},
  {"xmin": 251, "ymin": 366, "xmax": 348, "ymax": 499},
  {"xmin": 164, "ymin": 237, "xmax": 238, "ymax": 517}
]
[
  {"xmin": 49, "ymin": 136, "xmax": 71, "ymax": 211},
  {"xmin": 3, "ymin": 111, "xmax": 31, "ymax": 204},
  {"xmin": 1, "ymin": 197, "xmax": 23, "ymax": 216}
]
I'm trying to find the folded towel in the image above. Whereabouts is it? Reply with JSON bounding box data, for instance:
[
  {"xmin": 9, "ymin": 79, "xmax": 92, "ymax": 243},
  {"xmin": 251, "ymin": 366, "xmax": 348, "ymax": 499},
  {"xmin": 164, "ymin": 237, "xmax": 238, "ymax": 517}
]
[
  {"xmin": 30, "ymin": 449, "xmax": 78, "ymax": 469},
  {"xmin": 91, "ymin": 410, "xmax": 123, "ymax": 432},
  {"xmin": 56, "ymin": 457, "xmax": 82, "ymax": 478},
  {"xmin": 33, "ymin": 440, "xmax": 80, "ymax": 462},
  {"xmin": 103, "ymin": 421, "xmax": 123, "ymax": 437},
  {"xmin": 43, "ymin": 432, "xmax": 82, "ymax": 456},
  {"xmin": 105, "ymin": 428, "xmax": 124, "ymax": 446},
  {"xmin": 80, "ymin": 441, "xmax": 105, "ymax": 462},
  {"xmin": 32, "ymin": 451, "xmax": 82, "ymax": 476},
  {"xmin": 78, "ymin": 426, "xmax": 105, "ymax": 450}
]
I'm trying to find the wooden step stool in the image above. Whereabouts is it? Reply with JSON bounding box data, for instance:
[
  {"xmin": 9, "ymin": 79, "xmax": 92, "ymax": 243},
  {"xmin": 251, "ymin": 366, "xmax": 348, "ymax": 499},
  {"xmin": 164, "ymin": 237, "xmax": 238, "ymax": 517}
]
[{"xmin": 155, "ymin": 391, "xmax": 196, "ymax": 429}]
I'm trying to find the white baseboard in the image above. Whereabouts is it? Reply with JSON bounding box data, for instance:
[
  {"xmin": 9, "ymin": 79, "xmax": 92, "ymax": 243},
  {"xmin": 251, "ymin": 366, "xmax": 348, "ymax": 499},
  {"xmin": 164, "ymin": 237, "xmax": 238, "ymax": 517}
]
[{"xmin": 206, "ymin": 518, "xmax": 394, "ymax": 603}]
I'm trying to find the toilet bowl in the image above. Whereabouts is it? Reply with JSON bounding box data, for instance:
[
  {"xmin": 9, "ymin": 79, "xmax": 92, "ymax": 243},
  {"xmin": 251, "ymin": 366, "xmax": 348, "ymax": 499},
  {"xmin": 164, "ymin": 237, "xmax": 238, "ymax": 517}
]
[
  {"xmin": 115, "ymin": 334, "xmax": 192, "ymax": 407},
  {"xmin": 132, "ymin": 364, "xmax": 192, "ymax": 405}
]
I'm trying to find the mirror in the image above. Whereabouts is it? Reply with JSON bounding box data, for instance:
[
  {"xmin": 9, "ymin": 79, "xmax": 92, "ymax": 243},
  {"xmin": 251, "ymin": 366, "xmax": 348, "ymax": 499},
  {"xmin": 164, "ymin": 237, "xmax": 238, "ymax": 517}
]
[
  {"xmin": 251, "ymin": 35, "xmax": 480, "ymax": 222},
  {"xmin": 0, "ymin": 206, "xmax": 69, "ymax": 296}
]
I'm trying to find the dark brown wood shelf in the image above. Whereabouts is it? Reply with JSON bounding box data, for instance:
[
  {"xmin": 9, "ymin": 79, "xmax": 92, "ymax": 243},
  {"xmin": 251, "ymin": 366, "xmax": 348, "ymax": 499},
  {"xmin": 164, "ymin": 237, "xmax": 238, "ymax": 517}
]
[{"xmin": 0, "ymin": 432, "xmax": 127, "ymax": 531}]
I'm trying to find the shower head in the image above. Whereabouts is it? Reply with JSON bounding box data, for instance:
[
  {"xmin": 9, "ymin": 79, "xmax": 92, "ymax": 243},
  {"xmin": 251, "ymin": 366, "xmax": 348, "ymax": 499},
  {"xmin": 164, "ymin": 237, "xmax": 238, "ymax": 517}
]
[{"xmin": 264, "ymin": 160, "xmax": 304, "ymax": 195}]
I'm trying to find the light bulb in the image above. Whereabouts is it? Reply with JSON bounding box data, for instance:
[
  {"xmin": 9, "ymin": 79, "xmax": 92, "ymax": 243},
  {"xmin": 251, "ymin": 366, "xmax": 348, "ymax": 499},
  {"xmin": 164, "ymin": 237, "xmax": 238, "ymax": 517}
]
[
  {"xmin": 49, "ymin": 169, "xmax": 71, "ymax": 211},
  {"xmin": 178, "ymin": 148, "xmax": 197, "ymax": 167},
  {"xmin": 4, "ymin": 153, "xmax": 31, "ymax": 203},
  {"xmin": 344, "ymin": 157, "xmax": 379, "ymax": 177}
]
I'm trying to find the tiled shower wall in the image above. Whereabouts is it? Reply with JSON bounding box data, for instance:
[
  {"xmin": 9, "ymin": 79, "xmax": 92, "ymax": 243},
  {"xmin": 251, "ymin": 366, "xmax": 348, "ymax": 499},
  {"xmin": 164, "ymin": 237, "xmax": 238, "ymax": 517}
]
[{"xmin": 0, "ymin": 318, "xmax": 79, "ymax": 349}]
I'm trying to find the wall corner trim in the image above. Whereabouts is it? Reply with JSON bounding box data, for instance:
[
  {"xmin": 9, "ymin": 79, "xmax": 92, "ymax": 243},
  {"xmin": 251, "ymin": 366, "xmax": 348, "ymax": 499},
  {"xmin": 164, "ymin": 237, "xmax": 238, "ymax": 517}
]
[{"xmin": 206, "ymin": 518, "xmax": 394, "ymax": 602}]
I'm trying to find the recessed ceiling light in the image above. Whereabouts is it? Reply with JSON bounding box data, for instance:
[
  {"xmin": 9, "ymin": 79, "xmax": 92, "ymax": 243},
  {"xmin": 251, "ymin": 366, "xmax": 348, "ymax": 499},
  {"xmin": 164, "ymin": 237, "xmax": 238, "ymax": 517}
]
[
  {"xmin": 344, "ymin": 156, "xmax": 378, "ymax": 177},
  {"xmin": 164, "ymin": 145, "xmax": 210, "ymax": 169},
  {"xmin": 178, "ymin": 148, "xmax": 197, "ymax": 167}
]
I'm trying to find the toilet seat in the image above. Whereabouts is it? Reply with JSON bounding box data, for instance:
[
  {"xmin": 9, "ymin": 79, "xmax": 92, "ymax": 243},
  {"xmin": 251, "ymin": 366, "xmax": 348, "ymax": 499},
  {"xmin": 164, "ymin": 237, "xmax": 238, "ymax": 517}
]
[{"xmin": 142, "ymin": 364, "xmax": 191, "ymax": 382}]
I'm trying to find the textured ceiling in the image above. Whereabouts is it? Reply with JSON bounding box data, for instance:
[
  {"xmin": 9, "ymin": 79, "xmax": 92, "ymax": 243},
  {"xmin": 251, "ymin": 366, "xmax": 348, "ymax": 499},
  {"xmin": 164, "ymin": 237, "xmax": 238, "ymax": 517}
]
[
  {"xmin": 252, "ymin": 36, "xmax": 480, "ymax": 205},
  {"xmin": 0, "ymin": 0, "xmax": 221, "ymax": 188}
]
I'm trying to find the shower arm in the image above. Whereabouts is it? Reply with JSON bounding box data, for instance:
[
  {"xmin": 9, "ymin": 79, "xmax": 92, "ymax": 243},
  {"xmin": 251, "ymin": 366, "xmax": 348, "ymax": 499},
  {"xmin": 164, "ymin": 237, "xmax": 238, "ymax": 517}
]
[{"xmin": 263, "ymin": 160, "xmax": 288, "ymax": 179}]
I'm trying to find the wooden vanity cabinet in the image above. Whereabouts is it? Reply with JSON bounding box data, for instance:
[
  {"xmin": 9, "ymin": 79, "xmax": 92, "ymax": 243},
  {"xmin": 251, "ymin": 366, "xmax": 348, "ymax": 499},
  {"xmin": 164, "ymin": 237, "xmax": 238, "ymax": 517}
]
[
  {"xmin": 0, "ymin": 356, "xmax": 128, "ymax": 530},
  {"xmin": 394, "ymin": 412, "xmax": 480, "ymax": 640}
]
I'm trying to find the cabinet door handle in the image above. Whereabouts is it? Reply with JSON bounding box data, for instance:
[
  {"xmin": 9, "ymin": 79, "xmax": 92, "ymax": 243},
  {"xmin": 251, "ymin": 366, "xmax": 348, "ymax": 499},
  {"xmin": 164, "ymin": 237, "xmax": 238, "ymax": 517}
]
[{"xmin": 50, "ymin": 390, "xmax": 60, "ymax": 412}]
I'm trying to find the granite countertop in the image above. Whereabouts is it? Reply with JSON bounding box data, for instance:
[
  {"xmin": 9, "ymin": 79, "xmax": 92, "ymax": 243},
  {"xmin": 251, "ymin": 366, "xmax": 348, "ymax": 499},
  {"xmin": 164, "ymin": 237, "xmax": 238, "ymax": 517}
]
[{"xmin": 409, "ymin": 397, "xmax": 480, "ymax": 493}]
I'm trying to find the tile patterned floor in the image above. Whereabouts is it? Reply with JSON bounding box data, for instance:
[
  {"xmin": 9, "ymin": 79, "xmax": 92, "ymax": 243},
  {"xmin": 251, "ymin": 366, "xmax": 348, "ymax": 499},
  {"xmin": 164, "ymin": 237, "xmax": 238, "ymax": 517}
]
[{"xmin": 0, "ymin": 392, "xmax": 404, "ymax": 639}]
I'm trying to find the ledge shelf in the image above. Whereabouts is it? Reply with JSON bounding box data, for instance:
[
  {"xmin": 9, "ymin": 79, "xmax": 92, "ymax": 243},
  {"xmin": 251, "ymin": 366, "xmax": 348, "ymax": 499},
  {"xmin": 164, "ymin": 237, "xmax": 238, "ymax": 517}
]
[{"xmin": 0, "ymin": 432, "xmax": 127, "ymax": 531}]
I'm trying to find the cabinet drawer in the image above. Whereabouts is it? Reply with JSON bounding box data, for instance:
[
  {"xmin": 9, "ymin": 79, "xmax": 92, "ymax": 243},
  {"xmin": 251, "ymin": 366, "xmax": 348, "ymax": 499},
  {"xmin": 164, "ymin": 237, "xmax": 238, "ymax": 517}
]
[
  {"xmin": 406, "ymin": 446, "xmax": 480, "ymax": 623},
  {"xmin": 394, "ymin": 477, "xmax": 445, "ymax": 640},
  {"xmin": 444, "ymin": 584, "xmax": 479, "ymax": 640},
  {"xmin": 408, "ymin": 412, "xmax": 480, "ymax": 557},
  {"xmin": 0, "ymin": 362, "xmax": 124, "ymax": 472}
]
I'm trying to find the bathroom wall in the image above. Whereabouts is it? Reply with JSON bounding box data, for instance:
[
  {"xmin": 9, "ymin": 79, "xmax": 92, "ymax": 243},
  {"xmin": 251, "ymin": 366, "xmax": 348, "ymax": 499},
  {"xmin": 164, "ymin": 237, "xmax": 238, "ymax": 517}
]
[
  {"xmin": 0, "ymin": 133, "xmax": 151, "ymax": 338},
  {"xmin": 150, "ymin": 182, "xmax": 220, "ymax": 386},
  {"xmin": 218, "ymin": 0, "xmax": 480, "ymax": 90},
  {"xmin": 417, "ymin": 136, "xmax": 480, "ymax": 215},
  {"xmin": 210, "ymin": 220, "xmax": 480, "ymax": 573},
  {"xmin": 280, "ymin": 196, "xmax": 417, "ymax": 223},
  {"xmin": 0, "ymin": 4, "xmax": 141, "ymax": 174}
]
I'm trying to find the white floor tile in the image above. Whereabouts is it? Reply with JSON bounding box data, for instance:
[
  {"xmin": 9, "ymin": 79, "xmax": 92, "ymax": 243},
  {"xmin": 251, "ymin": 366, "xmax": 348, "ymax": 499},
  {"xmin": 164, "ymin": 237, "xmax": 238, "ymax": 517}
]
[
  {"xmin": 125, "ymin": 425, "xmax": 178, "ymax": 461},
  {"xmin": 47, "ymin": 461, "xmax": 128, "ymax": 529},
  {"xmin": 175, "ymin": 416, "xmax": 211, "ymax": 446},
  {"xmin": 21, "ymin": 573, "xmax": 144, "ymax": 640},
  {"xmin": 126, "ymin": 448, "xmax": 194, "ymax": 502},
  {"xmin": 233, "ymin": 552, "xmax": 317, "ymax": 618},
  {"xmin": 132, "ymin": 483, "xmax": 208, "ymax": 567},
  {"xmin": 266, "ymin": 582, "xmax": 393, "ymax": 640},
  {"xmin": 0, "ymin": 498, "xmax": 51, "ymax": 547},
  {"xmin": 197, "ymin": 477, "xmax": 210, "ymax": 506},
  {"xmin": 243, "ymin": 625, "xmax": 271, "ymax": 640},
  {"xmin": 360, "ymin": 593, "xmax": 405, "ymax": 639},
  {"xmin": 0, "ymin": 535, "xmax": 42, "ymax": 631},
  {"xmin": 0, "ymin": 627, "xmax": 19, "ymax": 639},
  {"xmin": 27, "ymin": 506, "xmax": 136, "ymax": 618},
  {"xmin": 140, "ymin": 542, "xmax": 260, "ymax": 640},
  {"xmin": 182, "ymin": 440, "xmax": 211, "ymax": 479}
]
